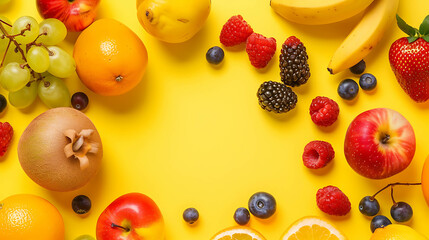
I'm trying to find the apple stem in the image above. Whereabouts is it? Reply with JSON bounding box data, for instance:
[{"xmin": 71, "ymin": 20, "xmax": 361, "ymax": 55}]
[
  {"xmin": 371, "ymin": 182, "xmax": 421, "ymax": 199},
  {"xmin": 380, "ymin": 133, "xmax": 390, "ymax": 144},
  {"xmin": 111, "ymin": 223, "xmax": 130, "ymax": 232}
]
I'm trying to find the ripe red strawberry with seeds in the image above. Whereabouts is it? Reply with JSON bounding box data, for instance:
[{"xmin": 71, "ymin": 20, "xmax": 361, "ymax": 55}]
[{"xmin": 389, "ymin": 15, "xmax": 429, "ymax": 102}]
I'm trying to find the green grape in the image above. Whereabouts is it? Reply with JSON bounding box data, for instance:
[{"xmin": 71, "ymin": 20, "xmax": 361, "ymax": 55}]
[
  {"xmin": 0, "ymin": 0, "xmax": 11, "ymax": 5},
  {"xmin": 8, "ymin": 81, "xmax": 37, "ymax": 108},
  {"xmin": 2, "ymin": 45, "xmax": 25, "ymax": 66},
  {"xmin": 0, "ymin": 62, "xmax": 30, "ymax": 92},
  {"xmin": 0, "ymin": 16, "xmax": 12, "ymax": 53},
  {"xmin": 75, "ymin": 235, "xmax": 95, "ymax": 240},
  {"xmin": 12, "ymin": 16, "xmax": 39, "ymax": 44},
  {"xmin": 27, "ymin": 46, "xmax": 50, "ymax": 73},
  {"xmin": 38, "ymin": 18, "xmax": 67, "ymax": 46},
  {"xmin": 47, "ymin": 46, "xmax": 76, "ymax": 78},
  {"xmin": 38, "ymin": 74, "xmax": 70, "ymax": 108}
]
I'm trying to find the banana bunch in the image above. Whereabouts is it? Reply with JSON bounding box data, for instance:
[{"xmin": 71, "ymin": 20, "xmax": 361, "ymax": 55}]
[{"xmin": 271, "ymin": 0, "xmax": 399, "ymax": 74}]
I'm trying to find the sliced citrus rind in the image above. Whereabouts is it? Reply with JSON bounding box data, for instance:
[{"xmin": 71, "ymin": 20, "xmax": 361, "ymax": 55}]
[
  {"xmin": 281, "ymin": 216, "xmax": 347, "ymax": 240},
  {"xmin": 211, "ymin": 226, "xmax": 266, "ymax": 240}
]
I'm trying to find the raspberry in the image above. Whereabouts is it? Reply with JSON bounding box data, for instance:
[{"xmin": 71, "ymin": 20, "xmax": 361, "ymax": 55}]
[
  {"xmin": 220, "ymin": 15, "xmax": 253, "ymax": 47},
  {"xmin": 309, "ymin": 96, "xmax": 339, "ymax": 127},
  {"xmin": 0, "ymin": 122, "xmax": 13, "ymax": 157},
  {"xmin": 316, "ymin": 186, "xmax": 351, "ymax": 216},
  {"xmin": 302, "ymin": 141, "xmax": 335, "ymax": 169},
  {"xmin": 246, "ymin": 33, "xmax": 276, "ymax": 69}
]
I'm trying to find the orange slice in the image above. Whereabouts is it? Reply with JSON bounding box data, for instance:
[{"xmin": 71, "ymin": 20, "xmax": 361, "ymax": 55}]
[
  {"xmin": 210, "ymin": 226, "xmax": 266, "ymax": 240},
  {"xmin": 280, "ymin": 216, "xmax": 347, "ymax": 240}
]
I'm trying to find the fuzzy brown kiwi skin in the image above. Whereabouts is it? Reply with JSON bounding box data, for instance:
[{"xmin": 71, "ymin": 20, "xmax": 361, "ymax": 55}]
[{"xmin": 18, "ymin": 108, "xmax": 103, "ymax": 192}]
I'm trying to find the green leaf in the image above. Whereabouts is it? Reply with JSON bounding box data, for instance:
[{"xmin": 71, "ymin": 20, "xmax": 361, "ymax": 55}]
[
  {"xmin": 397, "ymin": 14, "xmax": 417, "ymax": 36},
  {"xmin": 423, "ymin": 35, "xmax": 429, "ymax": 43},
  {"xmin": 407, "ymin": 36, "xmax": 418, "ymax": 43},
  {"xmin": 419, "ymin": 15, "xmax": 429, "ymax": 35}
]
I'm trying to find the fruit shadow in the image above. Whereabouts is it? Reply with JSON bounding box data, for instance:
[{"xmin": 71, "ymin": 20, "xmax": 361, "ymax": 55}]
[
  {"xmin": 293, "ymin": 82, "xmax": 311, "ymax": 95},
  {"xmin": 64, "ymin": 31, "xmax": 81, "ymax": 46},
  {"xmin": 46, "ymin": 160, "xmax": 106, "ymax": 218},
  {"xmin": 264, "ymin": 105, "xmax": 298, "ymax": 122},
  {"xmin": 316, "ymin": 117, "xmax": 340, "ymax": 133},
  {"xmin": 307, "ymin": 159, "xmax": 335, "ymax": 176},
  {"xmin": 0, "ymin": 0, "xmax": 15, "ymax": 13},
  {"xmin": 91, "ymin": 69, "xmax": 152, "ymax": 113},
  {"xmin": 341, "ymin": 93, "xmax": 360, "ymax": 106}
]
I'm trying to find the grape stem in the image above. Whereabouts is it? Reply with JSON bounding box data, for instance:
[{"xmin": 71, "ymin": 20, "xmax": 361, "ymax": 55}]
[
  {"xmin": 0, "ymin": 39, "xmax": 11, "ymax": 67},
  {"xmin": 390, "ymin": 186, "xmax": 397, "ymax": 205},
  {"xmin": 0, "ymin": 19, "xmax": 12, "ymax": 27},
  {"xmin": 370, "ymin": 182, "xmax": 421, "ymax": 200}
]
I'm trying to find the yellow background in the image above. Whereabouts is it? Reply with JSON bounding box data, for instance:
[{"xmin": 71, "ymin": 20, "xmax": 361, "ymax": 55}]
[{"xmin": 1, "ymin": 0, "xmax": 429, "ymax": 239}]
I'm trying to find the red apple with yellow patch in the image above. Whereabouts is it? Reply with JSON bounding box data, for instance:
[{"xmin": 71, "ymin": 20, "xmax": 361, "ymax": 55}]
[
  {"xmin": 96, "ymin": 193, "xmax": 165, "ymax": 240},
  {"xmin": 344, "ymin": 108, "xmax": 416, "ymax": 179}
]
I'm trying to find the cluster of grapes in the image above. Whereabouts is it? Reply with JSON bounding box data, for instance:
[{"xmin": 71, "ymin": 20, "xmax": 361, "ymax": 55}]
[{"xmin": 0, "ymin": 15, "xmax": 75, "ymax": 109}]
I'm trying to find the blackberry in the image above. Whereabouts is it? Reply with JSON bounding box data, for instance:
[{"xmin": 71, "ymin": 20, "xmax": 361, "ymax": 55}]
[
  {"xmin": 279, "ymin": 36, "xmax": 310, "ymax": 87},
  {"xmin": 257, "ymin": 81, "xmax": 297, "ymax": 113}
]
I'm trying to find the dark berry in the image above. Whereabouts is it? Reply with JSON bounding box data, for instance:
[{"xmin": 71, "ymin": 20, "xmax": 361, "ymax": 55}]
[
  {"xmin": 206, "ymin": 46, "xmax": 224, "ymax": 65},
  {"xmin": 349, "ymin": 60, "xmax": 366, "ymax": 75},
  {"xmin": 338, "ymin": 79, "xmax": 359, "ymax": 100},
  {"xmin": 234, "ymin": 207, "xmax": 250, "ymax": 225},
  {"xmin": 72, "ymin": 195, "xmax": 91, "ymax": 214},
  {"xmin": 390, "ymin": 202, "xmax": 413, "ymax": 222},
  {"xmin": 370, "ymin": 215, "xmax": 392, "ymax": 233},
  {"xmin": 359, "ymin": 73, "xmax": 377, "ymax": 91},
  {"xmin": 257, "ymin": 81, "xmax": 297, "ymax": 114},
  {"xmin": 0, "ymin": 94, "xmax": 6, "ymax": 113},
  {"xmin": 71, "ymin": 92, "xmax": 89, "ymax": 111},
  {"xmin": 279, "ymin": 36, "xmax": 310, "ymax": 87},
  {"xmin": 183, "ymin": 208, "xmax": 199, "ymax": 224},
  {"xmin": 248, "ymin": 192, "xmax": 276, "ymax": 219},
  {"xmin": 359, "ymin": 196, "xmax": 380, "ymax": 216}
]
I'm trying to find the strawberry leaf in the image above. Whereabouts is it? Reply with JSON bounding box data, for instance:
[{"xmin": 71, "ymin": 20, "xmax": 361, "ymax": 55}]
[
  {"xmin": 397, "ymin": 14, "xmax": 417, "ymax": 36},
  {"xmin": 407, "ymin": 36, "xmax": 418, "ymax": 43},
  {"xmin": 419, "ymin": 15, "xmax": 429, "ymax": 35},
  {"xmin": 423, "ymin": 35, "xmax": 429, "ymax": 43}
]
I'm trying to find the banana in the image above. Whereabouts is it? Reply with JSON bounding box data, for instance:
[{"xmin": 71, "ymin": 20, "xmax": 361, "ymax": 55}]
[
  {"xmin": 270, "ymin": 0, "xmax": 375, "ymax": 25},
  {"xmin": 327, "ymin": 0, "xmax": 399, "ymax": 74},
  {"xmin": 137, "ymin": 0, "xmax": 211, "ymax": 43}
]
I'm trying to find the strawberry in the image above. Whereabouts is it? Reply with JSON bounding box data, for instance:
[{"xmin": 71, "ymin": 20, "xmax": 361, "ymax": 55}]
[{"xmin": 389, "ymin": 15, "xmax": 429, "ymax": 102}]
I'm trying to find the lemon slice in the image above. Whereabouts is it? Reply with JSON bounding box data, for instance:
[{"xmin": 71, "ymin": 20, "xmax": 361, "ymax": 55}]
[
  {"xmin": 280, "ymin": 216, "xmax": 347, "ymax": 240},
  {"xmin": 210, "ymin": 226, "xmax": 266, "ymax": 240}
]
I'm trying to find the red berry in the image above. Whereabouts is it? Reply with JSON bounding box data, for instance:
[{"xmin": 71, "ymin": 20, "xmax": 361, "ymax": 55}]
[
  {"xmin": 0, "ymin": 122, "xmax": 13, "ymax": 157},
  {"xmin": 284, "ymin": 36, "xmax": 302, "ymax": 47},
  {"xmin": 316, "ymin": 186, "xmax": 351, "ymax": 216},
  {"xmin": 309, "ymin": 96, "xmax": 339, "ymax": 127},
  {"xmin": 389, "ymin": 37, "xmax": 429, "ymax": 102},
  {"xmin": 246, "ymin": 33, "xmax": 276, "ymax": 69},
  {"xmin": 302, "ymin": 141, "xmax": 335, "ymax": 169},
  {"xmin": 220, "ymin": 15, "xmax": 253, "ymax": 47}
]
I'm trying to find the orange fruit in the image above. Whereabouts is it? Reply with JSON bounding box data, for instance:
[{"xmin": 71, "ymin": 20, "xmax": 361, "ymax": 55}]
[
  {"xmin": 370, "ymin": 224, "xmax": 428, "ymax": 240},
  {"xmin": 73, "ymin": 18, "xmax": 148, "ymax": 96},
  {"xmin": 210, "ymin": 226, "xmax": 266, "ymax": 240},
  {"xmin": 280, "ymin": 216, "xmax": 347, "ymax": 240},
  {"xmin": 421, "ymin": 155, "xmax": 429, "ymax": 206},
  {"xmin": 0, "ymin": 194, "xmax": 64, "ymax": 240}
]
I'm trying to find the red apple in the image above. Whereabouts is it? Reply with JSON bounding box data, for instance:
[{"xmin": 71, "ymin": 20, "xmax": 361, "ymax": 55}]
[
  {"xmin": 36, "ymin": 0, "xmax": 100, "ymax": 32},
  {"xmin": 344, "ymin": 108, "xmax": 416, "ymax": 179},
  {"xmin": 96, "ymin": 193, "xmax": 165, "ymax": 240}
]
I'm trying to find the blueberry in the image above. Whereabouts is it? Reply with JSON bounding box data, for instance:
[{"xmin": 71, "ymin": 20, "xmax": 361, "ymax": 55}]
[
  {"xmin": 359, "ymin": 73, "xmax": 377, "ymax": 91},
  {"xmin": 248, "ymin": 192, "xmax": 276, "ymax": 219},
  {"xmin": 72, "ymin": 195, "xmax": 91, "ymax": 214},
  {"xmin": 359, "ymin": 196, "xmax": 380, "ymax": 216},
  {"xmin": 390, "ymin": 202, "xmax": 413, "ymax": 222},
  {"xmin": 206, "ymin": 46, "xmax": 224, "ymax": 65},
  {"xmin": 349, "ymin": 60, "xmax": 366, "ymax": 75},
  {"xmin": 234, "ymin": 207, "xmax": 250, "ymax": 225},
  {"xmin": 338, "ymin": 79, "xmax": 359, "ymax": 100},
  {"xmin": 183, "ymin": 208, "xmax": 199, "ymax": 224},
  {"xmin": 0, "ymin": 94, "xmax": 6, "ymax": 113},
  {"xmin": 370, "ymin": 215, "xmax": 392, "ymax": 233}
]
